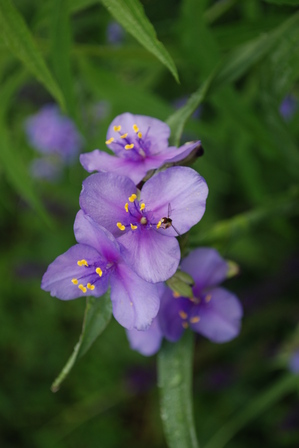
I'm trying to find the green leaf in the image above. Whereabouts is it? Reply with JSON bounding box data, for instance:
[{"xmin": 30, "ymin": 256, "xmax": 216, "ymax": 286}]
[
  {"xmin": 158, "ymin": 331, "xmax": 199, "ymax": 448},
  {"xmin": 99, "ymin": 0, "xmax": 179, "ymax": 82},
  {"xmin": 203, "ymin": 374, "xmax": 298, "ymax": 448},
  {"xmin": 264, "ymin": 0, "xmax": 299, "ymax": 4},
  {"xmin": 51, "ymin": 293, "xmax": 112, "ymax": 392},
  {"xmin": 50, "ymin": 0, "xmax": 77, "ymax": 119},
  {"xmin": 0, "ymin": 0, "xmax": 65, "ymax": 110}
]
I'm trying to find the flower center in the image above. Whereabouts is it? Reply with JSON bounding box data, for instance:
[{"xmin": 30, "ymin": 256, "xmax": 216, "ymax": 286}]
[
  {"xmin": 105, "ymin": 123, "xmax": 148, "ymax": 159},
  {"xmin": 71, "ymin": 258, "xmax": 114, "ymax": 293}
]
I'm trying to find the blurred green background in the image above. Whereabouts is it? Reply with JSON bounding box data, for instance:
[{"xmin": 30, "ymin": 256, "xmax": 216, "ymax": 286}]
[{"xmin": 1, "ymin": 0, "xmax": 299, "ymax": 447}]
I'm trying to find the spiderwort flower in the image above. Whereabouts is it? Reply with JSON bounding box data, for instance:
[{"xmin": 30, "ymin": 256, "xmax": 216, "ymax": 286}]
[
  {"xmin": 25, "ymin": 104, "xmax": 83, "ymax": 163},
  {"xmin": 79, "ymin": 166, "xmax": 208, "ymax": 283},
  {"xmin": 41, "ymin": 211, "xmax": 160, "ymax": 330},
  {"xmin": 289, "ymin": 349, "xmax": 299, "ymax": 374},
  {"xmin": 126, "ymin": 248, "xmax": 243, "ymax": 355},
  {"xmin": 280, "ymin": 95, "xmax": 297, "ymax": 121},
  {"xmin": 106, "ymin": 21, "xmax": 125, "ymax": 45},
  {"xmin": 80, "ymin": 112, "xmax": 201, "ymax": 184}
]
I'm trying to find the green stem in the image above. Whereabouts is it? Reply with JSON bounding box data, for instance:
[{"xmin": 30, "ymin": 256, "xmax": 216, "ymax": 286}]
[
  {"xmin": 203, "ymin": 373, "xmax": 298, "ymax": 448},
  {"xmin": 158, "ymin": 331, "xmax": 199, "ymax": 448}
]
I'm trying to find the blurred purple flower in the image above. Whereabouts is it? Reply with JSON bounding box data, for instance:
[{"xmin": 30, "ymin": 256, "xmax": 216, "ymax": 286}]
[
  {"xmin": 25, "ymin": 105, "xmax": 83, "ymax": 163},
  {"xmin": 106, "ymin": 21, "xmax": 125, "ymax": 45},
  {"xmin": 280, "ymin": 95, "xmax": 297, "ymax": 121},
  {"xmin": 30, "ymin": 158, "xmax": 61, "ymax": 181},
  {"xmin": 126, "ymin": 248, "xmax": 243, "ymax": 356},
  {"xmin": 173, "ymin": 96, "xmax": 202, "ymax": 120},
  {"xmin": 79, "ymin": 167, "xmax": 208, "ymax": 283},
  {"xmin": 42, "ymin": 210, "xmax": 160, "ymax": 330},
  {"xmin": 288, "ymin": 349, "xmax": 299, "ymax": 374},
  {"xmin": 80, "ymin": 112, "xmax": 201, "ymax": 184}
]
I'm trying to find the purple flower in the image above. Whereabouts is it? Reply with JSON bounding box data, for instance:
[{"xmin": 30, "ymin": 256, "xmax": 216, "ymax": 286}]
[
  {"xmin": 25, "ymin": 105, "xmax": 83, "ymax": 163},
  {"xmin": 41, "ymin": 211, "xmax": 160, "ymax": 330},
  {"xmin": 30, "ymin": 158, "xmax": 61, "ymax": 181},
  {"xmin": 80, "ymin": 112, "xmax": 201, "ymax": 184},
  {"xmin": 288, "ymin": 350, "xmax": 299, "ymax": 374},
  {"xmin": 126, "ymin": 248, "xmax": 243, "ymax": 356},
  {"xmin": 106, "ymin": 21, "xmax": 125, "ymax": 45},
  {"xmin": 280, "ymin": 95, "xmax": 297, "ymax": 121},
  {"xmin": 127, "ymin": 317, "xmax": 163, "ymax": 356},
  {"xmin": 79, "ymin": 167, "xmax": 208, "ymax": 283}
]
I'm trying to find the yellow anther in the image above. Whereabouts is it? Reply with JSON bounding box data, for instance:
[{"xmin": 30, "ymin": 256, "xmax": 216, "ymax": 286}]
[
  {"xmin": 87, "ymin": 283, "xmax": 95, "ymax": 291},
  {"xmin": 173, "ymin": 291, "xmax": 181, "ymax": 298},
  {"xmin": 179, "ymin": 310, "xmax": 188, "ymax": 320},
  {"xmin": 190, "ymin": 316, "xmax": 200, "ymax": 324},
  {"xmin": 128, "ymin": 194, "xmax": 137, "ymax": 202},
  {"xmin": 78, "ymin": 284, "xmax": 87, "ymax": 293},
  {"xmin": 182, "ymin": 321, "xmax": 189, "ymax": 329},
  {"xmin": 105, "ymin": 137, "xmax": 114, "ymax": 144},
  {"xmin": 71, "ymin": 278, "xmax": 78, "ymax": 285},
  {"xmin": 96, "ymin": 267, "xmax": 103, "ymax": 277},
  {"xmin": 205, "ymin": 294, "xmax": 212, "ymax": 303},
  {"xmin": 125, "ymin": 143, "xmax": 134, "ymax": 150},
  {"xmin": 137, "ymin": 132, "xmax": 142, "ymax": 139},
  {"xmin": 140, "ymin": 203, "xmax": 145, "ymax": 211},
  {"xmin": 133, "ymin": 124, "xmax": 139, "ymax": 133},
  {"xmin": 77, "ymin": 259, "xmax": 88, "ymax": 267},
  {"xmin": 130, "ymin": 223, "xmax": 138, "ymax": 230},
  {"xmin": 124, "ymin": 203, "xmax": 129, "ymax": 212},
  {"xmin": 156, "ymin": 221, "xmax": 162, "ymax": 229},
  {"xmin": 117, "ymin": 222, "xmax": 126, "ymax": 231},
  {"xmin": 113, "ymin": 125, "xmax": 121, "ymax": 132},
  {"xmin": 120, "ymin": 133, "xmax": 128, "ymax": 139}
]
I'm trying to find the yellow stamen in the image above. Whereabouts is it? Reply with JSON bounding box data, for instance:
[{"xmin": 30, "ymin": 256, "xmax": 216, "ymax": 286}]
[
  {"xmin": 190, "ymin": 316, "xmax": 200, "ymax": 324},
  {"xmin": 120, "ymin": 133, "xmax": 128, "ymax": 139},
  {"xmin": 156, "ymin": 220, "xmax": 162, "ymax": 229},
  {"xmin": 137, "ymin": 132, "xmax": 142, "ymax": 139},
  {"xmin": 78, "ymin": 284, "xmax": 87, "ymax": 293},
  {"xmin": 140, "ymin": 203, "xmax": 145, "ymax": 211},
  {"xmin": 205, "ymin": 294, "xmax": 212, "ymax": 303},
  {"xmin": 182, "ymin": 322, "xmax": 189, "ymax": 329},
  {"xmin": 77, "ymin": 259, "xmax": 88, "ymax": 267},
  {"xmin": 117, "ymin": 222, "xmax": 126, "ymax": 231},
  {"xmin": 128, "ymin": 194, "xmax": 137, "ymax": 202},
  {"xmin": 133, "ymin": 124, "xmax": 139, "ymax": 132},
  {"xmin": 87, "ymin": 283, "xmax": 95, "ymax": 290},
  {"xmin": 130, "ymin": 223, "xmax": 138, "ymax": 230},
  {"xmin": 96, "ymin": 267, "xmax": 103, "ymax": 277},
  {"xmin": 124, "ymin": 203, "xmax": 129, "ymax": 212},
  {"xmin": 179, "ymin": 310, "xmax": 188, "ymax": 320},
  {"xmin": 105, "ymin": 137, "xmax": 114, "ymax": 144},
  {"xmin": 113, "ymin": 125, "xmax": 121, "ymax": 132},
  {"xmin": 71, "ymin": 278, "xmax": 78, "ymax": 285},
  {"xmin": 125, "ymin": 143, "xmax": 134, "ymax": 150},
  {"xmin": 173, "ymin": 291, "xmax": 181, "ymax": 298}
]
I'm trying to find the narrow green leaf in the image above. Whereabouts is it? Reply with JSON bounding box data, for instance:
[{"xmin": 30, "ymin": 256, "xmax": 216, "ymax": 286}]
[
  {"xmin": 264, "ymin": 0, "xmax": 299, "ymax": 4},
  {"xmin": 51, "ymin": 293, "xmax": 112, "ymax": 392},
  {"xmin": 158, "ymin": 331, "xmax": 199, "ymax": 448},
  {"xmin": 99, "ymin": 0, "xmax": 179, "ymax": 82},
  {"xmin": 0, "ymin": 0, "xmax": 65, "ymax": 109},
  {"xmin": 203, "ymin": 374, "xmax": 298, "ymax": 448},
  {"xmin": 50, "ymin": 0, "xmax": 77, "ymax": 119}
]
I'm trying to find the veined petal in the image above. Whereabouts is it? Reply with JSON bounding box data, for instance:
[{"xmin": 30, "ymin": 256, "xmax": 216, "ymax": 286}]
[
  {"xmin": 80, "ymin": 150, "xmax": 150, "ymax": 184},
  {"xmin": 74, "ymin": 210, "xmax": 120, "ymax": 262},
  {"xmin": 141, "ymin": 166, "xmax": 208, "ymax": 237},
  {"xmin": 110, "ymin": 262, "xmax": 160, "ymax": 330},
  {"xmin": 181, "ymin": 248, "xmax": 229, "ymax": 293},
  {"xmin": 41, "ymin": 244, "xmax": 109, "ymax": 300},
  {"xmin": 79, "ymin": 172, "xmax": 136, "ymax": 237},
  {"xmin": 118, "ymin": 229, "xmax": 180, "ymax": 283},
  {"xmin": 191, "ymin": 287, "xmax": 243, "ymax": 343},
  {"xmin": 126, "ymin": 318, "xmax": 163, "ymax": 356},
  {"xmin": 148, "ymin": 140, "xmax": 201, "ymax": 164}
]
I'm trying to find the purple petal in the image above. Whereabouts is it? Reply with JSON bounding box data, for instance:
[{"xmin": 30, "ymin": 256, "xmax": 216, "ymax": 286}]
[
  {"xmin": 181, "ymin": 248, "xmax": 228, "ymax": 293},
  {"xmin": 141, "ymin": 166, "xmax": 208, "ymax": 237},
  {"xmin": 110, "ymin": 262, "xmax": 160, "ymax": 330},
  {"xmin": 79, "ymin": 172, "xmax": 136, "ymax": 237},
  {"xmin": 80, "ymin": 150, "xmax": 150, "ymax": 184},
  {"xmin": 74, "ymin": 210, "xmax": 120, "ymax": 262},
  {"xmin": 106, "ymin": 113, "xmax": 170, "ymax": 156},
  {"xmin": 158, "ymin": 288, "xmax": 188, "ymax": 342},
  {"xmin": 148, "ymin": 141, "xmax": 201, "ymax": 164},
  {"xmin": 118, "ymin": 229, "xmax": 180, "ymax": 283},
  {"xmin": 126, "ymin": 318, "xmax": 163, "ymax": 356},
  {"xmin": 288, "ymin": 350, "xmax": 299, "ymax": 374},
  {"xmin": 191, "ymin": 287, "xmax": 243, "ymax": 343},
  {"xmin": 41, "ymin": 244, "xmax": 109, "ymax": 300}
]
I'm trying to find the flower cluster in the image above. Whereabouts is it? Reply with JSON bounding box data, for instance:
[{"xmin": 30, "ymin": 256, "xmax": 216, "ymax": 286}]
[{"xmin": 42, "ymin": 112, "xmax": 242, "ymax": 350}]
